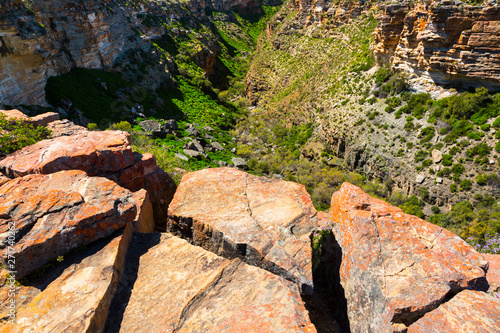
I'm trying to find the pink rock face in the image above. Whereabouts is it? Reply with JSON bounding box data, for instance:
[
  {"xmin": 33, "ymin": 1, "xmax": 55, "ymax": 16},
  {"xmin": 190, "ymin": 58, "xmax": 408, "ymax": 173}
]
[
  {"xmin": 329, "ymin": 183, "xmax": 489, "ymax": 332},
  {"xmin": 484, "ymin": 253, "xmax": 500, "ymax": 292},
  {"xmin": 0, "ymin": 170, "xmax": 136, "ymax": 278},
  {"xmin": 0, "ymin": 130, "xmax": 135, "ymax": 178},
  {"xmin": 168, "ymin": 167, "xmax": 322, "ymax": 293},
  {"xmin": 407, "ymin": 290, "xmax": 500, "ymax": 333},
  {"xmin": 0, "ymin": 109, "xmax": 59, "ymax": 127}
]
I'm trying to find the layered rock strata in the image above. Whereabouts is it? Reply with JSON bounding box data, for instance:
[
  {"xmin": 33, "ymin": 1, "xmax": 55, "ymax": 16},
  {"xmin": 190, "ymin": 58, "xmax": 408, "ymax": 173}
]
[{"xmin": 372, "ymin": 0, "xmax": 500, "ymax": 89}]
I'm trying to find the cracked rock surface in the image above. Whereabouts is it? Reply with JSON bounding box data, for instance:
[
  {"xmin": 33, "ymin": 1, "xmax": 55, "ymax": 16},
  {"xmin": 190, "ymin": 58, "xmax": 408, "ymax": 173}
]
[
  {"xmin": 329, "ymin": 183, "xmax": 489, "ymax": 332},
  {"xmin": 0, "ymin": 170, "xmax": 136, "ymax": 278},
  {"xmin": 108, "ymin": 233, "xmax": 316, "ymax": 333},
  {"xmin": 167, "ymin": 167, "xmax": 322, "ymax": 293}
]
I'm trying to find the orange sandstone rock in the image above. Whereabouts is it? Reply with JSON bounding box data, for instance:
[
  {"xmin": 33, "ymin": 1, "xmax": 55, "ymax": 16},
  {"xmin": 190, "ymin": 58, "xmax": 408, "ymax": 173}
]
[
  {"xmin": 115, "ymin": 233, "xmax": 317, "ymax": 333},
  {"xmin": 168, "ymin": 167, "xmax": 323, "ymax": 293},
  {"xmin": 407, "ymin": 290, "xmax": 500, "ymax": 333},
  {"xmin": 329, "ymin": 183, "xmax": 488, "ymax": 332},
  {"xmin": 0, "ymin": 170, "xmax": 136, "ymax": 278},
  {"xmin": 484, "ymin": 253, "xmax": 500, "ymax": 293}
]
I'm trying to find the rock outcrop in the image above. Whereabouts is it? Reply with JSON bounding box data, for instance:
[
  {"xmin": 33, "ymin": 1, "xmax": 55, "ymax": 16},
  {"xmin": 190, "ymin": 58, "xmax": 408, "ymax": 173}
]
[
  {"xmin": 110, "ymin": 233, "xmax": 317, "ymax": 333},
  {"xmin": 407, "ymin": 290, "xmax": 500, "ymax": 333},
  {"xmin": 329, "ymin": 183, "xmax": 489, "ymax": 332},
  {"xmin": 0, "ymin": 109, "xmax": 60, "ymax": 127},
  {"xmin": 484, "ymin": 253, "xmax": 500, "ymax": 293},
  {"xmin": 0, "ymin": 129, "xmax": 175, "ymax": 229},
  {"xmin": 0, "ymin": 226, "xmax": 133, "ymax": 333},
  {"xmin": 168, "ymin": 167, "xmax": 322, "ymax": 293},
  {"xmin": 0, "ymin": 170, "xmax": 137, "ymax": 278},
  {"xmin": 372, "ymin": 1, "xmax": 500, "ymax": 89}
]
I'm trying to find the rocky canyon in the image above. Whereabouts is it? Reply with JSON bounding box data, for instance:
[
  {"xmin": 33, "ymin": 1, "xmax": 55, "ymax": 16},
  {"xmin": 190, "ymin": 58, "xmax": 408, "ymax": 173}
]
[{"xmin": 1, "ymin": 0, "xmax": 500, "ymax": 332}]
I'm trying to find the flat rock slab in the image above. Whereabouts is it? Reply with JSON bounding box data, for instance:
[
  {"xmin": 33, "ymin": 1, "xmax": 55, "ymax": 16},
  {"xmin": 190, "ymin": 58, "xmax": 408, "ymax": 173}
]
[
  {"xmin": 167, "ymin": 167, "xmax": 321, "ymax": 292},
  {"xmin": 484, "ymin": 253, "xmax": 500, "ymax": 292},
  {"xmin": 0, "ymin": 170, "xmax": 136, "ymax": 278},
  {"xmin": 47, "ymin": 119, "xmax": 88, "ymax": 138},
  {"xmin": 329, "ymin": 183, "xmax": 489, "ymax": 332},
  {"xmin": 407, "ymin": 290, "xmax": 500, "ymax": 333},
  {"xmin": 0, "ymin": 130, "xmax": 134, "ymax": 178},
  {"xmin": 112, "ymin": 233, "xmax": 316, "ymax": 333},
  {"xmin": 0, "ymin": 229, "xmax": 132, "ymax": 333}
]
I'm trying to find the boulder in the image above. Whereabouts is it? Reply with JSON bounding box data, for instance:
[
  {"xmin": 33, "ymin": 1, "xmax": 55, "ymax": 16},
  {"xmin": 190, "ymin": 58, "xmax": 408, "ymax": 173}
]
[
  {"xmin": 29, "ymin": 112, "xmax": 60, "ymax": 127},
  {"xmin": 0, "ymin": 110, "xmax": 59, "ymax": 127},
  {"xmin": 0, "ymin": 170, "xmax": 137, "ymax": 278},
  {"xmin": 162, "ymin": 119, "xmax": 178, "ymax": 131},
  {"xmin": 47, "ymin": 119, "xmax": 88, "ymax": 138},
  {"xmin": 329, "ymin": 183, "xmax": 489, "ymax": 332},
  {"xmin": 113, "ymin": 233, "xmax": 317, "ymax": 333},
  {"xmin": 232, "ymin": 157, "xmax": 248, "ymax": 168},
  {"xmin": 0, "ymin": 227, "xmax": 133, "ymax": 333},
  {"xmin": 484, "ymin": 253, "xmax": 500, "ymax": 292},
  {"xmin": 211, "ymin": 141, "xmax": 224, "ymax": 151},
  {"xmin": 139, "ymin": 120, "xmax": 161, "ymax": 133},
  {"xmin": 0, "ymin": 131, "xmax": 134, "ymax": 178},
  {"xmin": 167, "ymin": 167, "xmax": 322, "ymax": 293},
  {"xmin": 103, "ymin": 153, "xmax": 176, "ymax": 230},
  {"xmin": 0, "ymin": 131, "xmax": 175, "ymax": 230},
  {"xmin": 185, "ymin": 138, "xmax": 205, "ymax": 153},
  {"xmin": 432, "ymin": 149, "xmax": 442, "ymax": 163},
  {"xmin": 416, "ymin": 174, "xmax": 426, "ymax": 184},
  {"xmin": 183, "ymin": 148, "xmax": 203, "ymax": 158},
  {"xmin": 175, "ymin": 153, "xmax": 189, "ymax": 161},
  {"xmin": 186, "ymin": 125, "xmax": 200, "ymax": 136},
  {"xmin": 407, "ymin": 290, "xmax": 500, "ymax": 333}
]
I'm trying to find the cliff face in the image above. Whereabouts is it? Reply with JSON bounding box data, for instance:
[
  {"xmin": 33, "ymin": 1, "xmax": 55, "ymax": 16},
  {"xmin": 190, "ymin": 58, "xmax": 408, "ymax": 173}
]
[
  {"xmin": 0, "ymin": 0, "xmax": 265, "ymax": 107},
  {"xmin": 372, "ymin": 0, "xmax": 500, "ymax": 89}
]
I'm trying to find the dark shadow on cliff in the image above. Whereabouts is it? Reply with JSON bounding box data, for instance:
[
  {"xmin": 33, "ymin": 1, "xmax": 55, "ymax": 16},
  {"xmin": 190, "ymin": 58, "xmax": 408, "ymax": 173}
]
[
  {"xmin": 303, "ymin": 231, "xmax": 351, "ymax": 333},
  {"xmin": 104, "ymin": 232, "xmax": 162, "ymax": 333}
]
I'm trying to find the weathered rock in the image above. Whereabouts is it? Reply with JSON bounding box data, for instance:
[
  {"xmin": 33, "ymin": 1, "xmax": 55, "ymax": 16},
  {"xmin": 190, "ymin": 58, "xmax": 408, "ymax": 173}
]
[
  {"xmin": 0, "ymin": 170, "xmax": 136, "ymax": 278},
  {"xmin": 432, "ymin": 149, "xmax": 443, "ymax": 163},
  {"xmin": 416, "ymin": 174, "xmax": 426, "ymax": 184},
  {"xmin": 139, "ymin": 120, "xmax": 161, "ymax": 133},
  {"xmin": 232, "ymin": 157, "xmax": 248, "ymax": 168},
  {"xmin": 29, "ymin": 112, "xmax": 60, "ymax": 127},
  {"xmin": 168, "ymin": 167, "xmax": 322, "ymax": 293},
  {"xmin": 0, "ymin": 109, "xmax": 59, "ymax": 127},
  {"xmin": 175, "ymin": 153, "xmax": 189, "ymax": 161},
  {"xmin": 372, "ymin": 2, "xmax": 500, "ymax": 89},
  {"xmin": 211, "ymin": 141, "xmax": 224, "ymax": 151},
  {"xmin": 484, "ymin": 253, "xmax": 500, "ymax": 292},
  {"xmin": 0, "ymin": 174, "xmax": 8, "ymax": 187},
  {"xmin": 436, "ymin": 177, "xmax": 443, "ymax": 184},
  {"xmin": 114, "ymin": 233, "xmax": 317, "ymax": 333},
  {"xmin": 47, "ymin": 119, "xmax": 88, "ymax": 138},
  {"xmin": 132, "ymin": 189, "xmax": 155, "ymax": 233},
  {"xmin": 185, "ymin": 138, "xmax": 205, "ymax": 153},
  {"xmin": 0, "ymin": 226, "xmax": 133, "ymax": 333},
  {"xmin": 103, "ymin": 152, "xmax": 176, "ymax": 230},
  {"xmin": 162, "ymin": 119, "xmax": 178, "ymax": 131},
  {"xmin": 183, "ymin": 148, "xmax": 203, "ymax": 158},
  {"xmin": 329, "ymin": 183, "xmax": 489, "ymax": 332},
  {"xmin": 0, "ymin": 130, "xmax": 134, "ymax": 178},
  {"xmin": 407, "ymin": 290, "xmax": 500, "ymax": 333},
  {"xmin": 186, "ymin": 125, "xmax": 200, "ymax": 137}
]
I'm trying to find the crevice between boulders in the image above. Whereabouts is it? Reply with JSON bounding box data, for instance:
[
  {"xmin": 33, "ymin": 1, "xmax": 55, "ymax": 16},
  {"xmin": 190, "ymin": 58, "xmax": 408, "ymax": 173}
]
[
  {"xmin": 392, "ymin": 276, "xmax": 490, "ymax": 331},
  {"xmin": 303, "ymin": 230, "xmax": 351, "ymax": 333},
  {"xmin": 167, "ymin": 215, "xmax": 307, "ymax": 290}
]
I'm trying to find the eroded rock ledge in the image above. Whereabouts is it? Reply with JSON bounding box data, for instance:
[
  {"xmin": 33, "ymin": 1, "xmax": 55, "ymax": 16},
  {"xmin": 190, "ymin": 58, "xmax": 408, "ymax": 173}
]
[{"xmin": 372, "ymin": 0, "xmax": 500, "ymax": 89}]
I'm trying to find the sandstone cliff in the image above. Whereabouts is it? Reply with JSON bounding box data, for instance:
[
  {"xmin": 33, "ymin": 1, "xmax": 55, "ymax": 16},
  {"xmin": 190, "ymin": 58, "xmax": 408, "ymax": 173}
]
[{"xmin": 372, "ymin": 0, "xmax": 500, "ymax": 90}]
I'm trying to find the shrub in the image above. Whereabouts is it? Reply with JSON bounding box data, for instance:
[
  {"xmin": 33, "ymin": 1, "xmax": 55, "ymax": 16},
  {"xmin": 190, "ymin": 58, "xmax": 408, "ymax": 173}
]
[
  {"xmin": 460, "ymin": 179, "xmax": 472, "ymax": 191},
  {"xmin": 476, "ymin": 174, "xmax": 487, "ymax": 186},
  {"xmin": 450, "ymin": 183, "xmax": 457, "ymax": 193},
  {"xmin": 0, "ymin": 115, "xmax": 51, "ymax": 155},
  {"xmin": 442, "ymin": 154, "xmax": 453, "ymax": 166}
]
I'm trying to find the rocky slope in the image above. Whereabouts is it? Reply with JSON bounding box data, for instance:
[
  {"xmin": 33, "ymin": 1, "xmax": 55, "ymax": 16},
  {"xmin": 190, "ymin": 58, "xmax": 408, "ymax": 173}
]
[
  {"xmin": 0, "ymin": 0, "xmax": 267, "ymax": 107},
  {"xmin": 0, "ymin": 110, "xmax": 499, "ymax": 332}
]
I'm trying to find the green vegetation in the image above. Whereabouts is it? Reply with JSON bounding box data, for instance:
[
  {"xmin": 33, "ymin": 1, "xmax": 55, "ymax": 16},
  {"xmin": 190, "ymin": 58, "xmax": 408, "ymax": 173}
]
[{"xmin": 0, "ymin": 114, "xmax": 51, "ymax": 156}]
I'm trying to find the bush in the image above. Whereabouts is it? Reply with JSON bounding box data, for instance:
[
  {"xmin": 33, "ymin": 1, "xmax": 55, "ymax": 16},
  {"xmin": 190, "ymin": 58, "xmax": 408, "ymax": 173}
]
[
  {"xmin": 476, "ymin": 174, "xmax": 487, "ymax": 186},
  {"xmin": 460, "ymin": 179, "xmax": 472, "ymax": 191},
  {"xmin": 0, "ymin": 115, "xmax": 51, "ymax": 155},
  {"xmin": 442, "ymin": 154, "xmax": 453, "ymax": 166}
]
